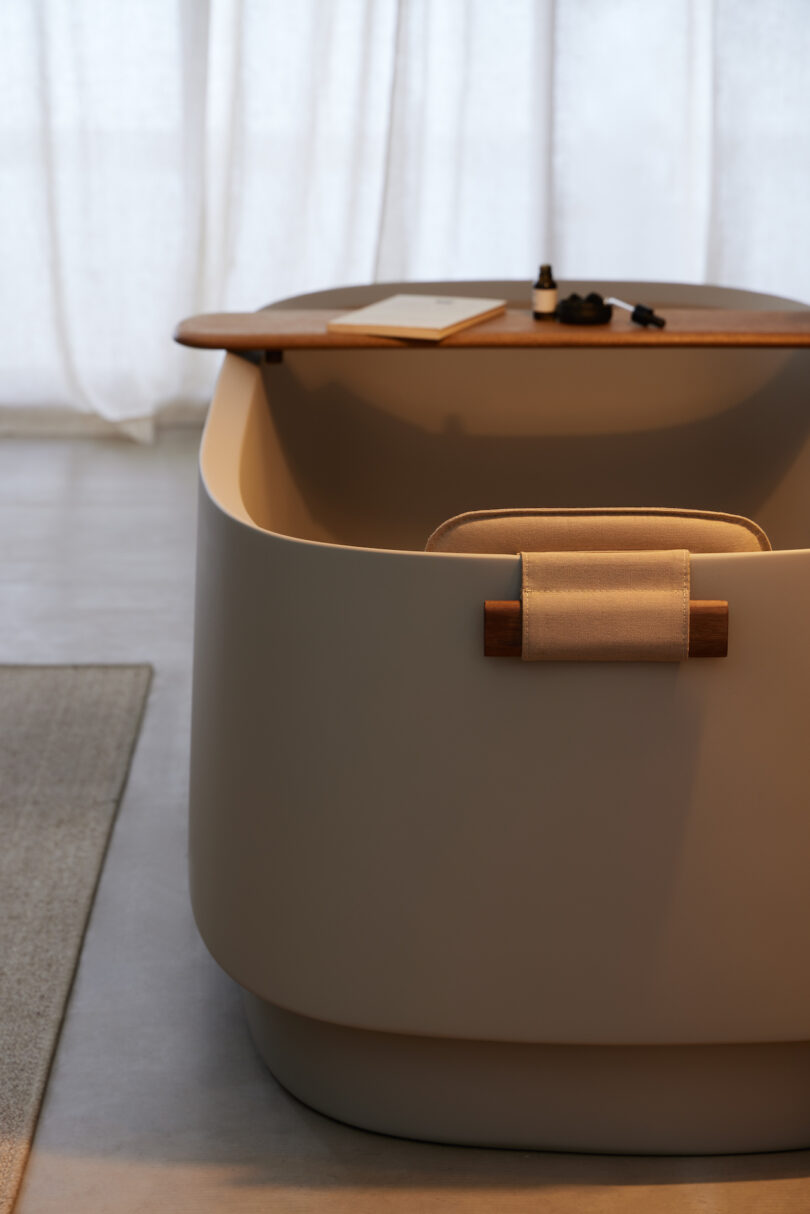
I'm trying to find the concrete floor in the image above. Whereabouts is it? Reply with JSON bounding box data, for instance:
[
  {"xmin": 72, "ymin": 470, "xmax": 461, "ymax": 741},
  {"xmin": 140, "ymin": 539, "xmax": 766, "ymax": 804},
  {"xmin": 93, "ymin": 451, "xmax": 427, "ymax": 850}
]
[{"xmin": 3, "ymin": 427, "xmax": 810, "ymax": 1212}]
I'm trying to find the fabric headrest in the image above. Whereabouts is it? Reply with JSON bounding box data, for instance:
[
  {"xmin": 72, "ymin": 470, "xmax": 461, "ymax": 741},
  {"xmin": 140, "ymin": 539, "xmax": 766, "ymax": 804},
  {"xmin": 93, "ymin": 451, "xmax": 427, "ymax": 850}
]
[{"xmin": 425, "ymin": 507, "xmax": 772, "ymax": 555}]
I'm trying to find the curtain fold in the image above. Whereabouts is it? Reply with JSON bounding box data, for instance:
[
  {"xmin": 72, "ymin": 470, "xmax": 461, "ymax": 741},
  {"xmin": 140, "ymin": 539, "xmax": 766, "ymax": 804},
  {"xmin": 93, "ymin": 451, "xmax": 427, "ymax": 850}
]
[{"xmin": 0, "ymin": 0, "xmax": 808, "ymax": 431}]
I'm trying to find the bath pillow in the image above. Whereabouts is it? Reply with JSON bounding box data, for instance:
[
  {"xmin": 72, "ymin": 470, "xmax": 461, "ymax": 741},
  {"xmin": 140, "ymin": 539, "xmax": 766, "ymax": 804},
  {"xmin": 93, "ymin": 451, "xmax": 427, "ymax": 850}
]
[{"xmin": 425, "ymin": 507, "xmax": 771, "ymax": 555}]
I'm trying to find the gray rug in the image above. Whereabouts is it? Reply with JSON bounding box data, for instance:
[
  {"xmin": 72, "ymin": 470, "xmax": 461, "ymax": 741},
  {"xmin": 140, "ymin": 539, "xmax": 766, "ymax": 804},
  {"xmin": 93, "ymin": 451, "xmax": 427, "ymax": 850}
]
[{"xmin": 0, "ymin": 665, "xmax": 152, "ymax": 1214}]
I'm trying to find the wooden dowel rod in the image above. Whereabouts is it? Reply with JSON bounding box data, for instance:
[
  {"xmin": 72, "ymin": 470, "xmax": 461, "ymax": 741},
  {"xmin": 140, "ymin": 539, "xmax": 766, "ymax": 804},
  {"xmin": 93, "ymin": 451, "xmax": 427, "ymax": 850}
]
[{"xmin": 484, "ymin": 600, "xmax": 728, "ymax": 659}]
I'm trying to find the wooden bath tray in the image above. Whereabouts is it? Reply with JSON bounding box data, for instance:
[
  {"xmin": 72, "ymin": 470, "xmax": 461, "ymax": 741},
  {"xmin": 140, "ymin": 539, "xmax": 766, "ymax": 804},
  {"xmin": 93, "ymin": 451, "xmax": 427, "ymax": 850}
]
[{"xmin": 175, "ymin": 307, "xmax": 810, "ymax": 352}]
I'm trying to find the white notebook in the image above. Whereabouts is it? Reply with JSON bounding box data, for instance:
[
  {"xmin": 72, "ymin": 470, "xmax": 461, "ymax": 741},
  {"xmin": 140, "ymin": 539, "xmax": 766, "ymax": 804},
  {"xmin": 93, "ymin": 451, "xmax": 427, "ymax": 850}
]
[{"xmin": 327, "ymin": 294, "xmax": 507, "ymax": 341}]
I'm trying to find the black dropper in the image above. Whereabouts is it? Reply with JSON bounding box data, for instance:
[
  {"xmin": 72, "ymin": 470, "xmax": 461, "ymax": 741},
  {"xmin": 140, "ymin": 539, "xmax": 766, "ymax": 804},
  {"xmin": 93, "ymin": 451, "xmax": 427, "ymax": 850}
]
[{"xmin": 605, "ymin": 297, "xmax": 666, "ymax": 328}]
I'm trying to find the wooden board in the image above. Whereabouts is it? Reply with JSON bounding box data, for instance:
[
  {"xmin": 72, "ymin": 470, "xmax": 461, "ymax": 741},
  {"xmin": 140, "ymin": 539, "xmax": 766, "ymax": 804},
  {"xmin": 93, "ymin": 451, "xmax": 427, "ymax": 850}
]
[
  {"xmin": 483, "ymin": 599, "xmax": 728, "ymax": 659},
  {"xmin": 174, "ymin": 306, "xmax": 810, "ymax": 351}
]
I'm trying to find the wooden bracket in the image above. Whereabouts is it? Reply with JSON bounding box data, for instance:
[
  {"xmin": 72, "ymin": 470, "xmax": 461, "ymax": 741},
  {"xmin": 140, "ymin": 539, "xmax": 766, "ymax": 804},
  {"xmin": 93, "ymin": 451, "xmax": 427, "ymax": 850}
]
[{"xmin": 484, "ymin": 599, "xmax": 728, "ymax": 659}]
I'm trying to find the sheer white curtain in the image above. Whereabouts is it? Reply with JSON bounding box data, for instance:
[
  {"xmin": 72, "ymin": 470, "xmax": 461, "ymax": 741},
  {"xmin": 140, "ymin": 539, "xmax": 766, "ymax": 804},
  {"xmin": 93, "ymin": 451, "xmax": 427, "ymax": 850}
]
[{"xmin": 1, "ymin": 0, "xmax": 809, "ymax": 435}]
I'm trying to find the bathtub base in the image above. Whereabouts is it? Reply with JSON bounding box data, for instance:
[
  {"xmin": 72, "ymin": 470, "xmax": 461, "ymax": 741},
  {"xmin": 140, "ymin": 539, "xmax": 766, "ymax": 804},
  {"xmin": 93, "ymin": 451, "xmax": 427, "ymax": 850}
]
[{"xmin": 244, "ymin": 994, "xmax": 810, "ymax": 1155}]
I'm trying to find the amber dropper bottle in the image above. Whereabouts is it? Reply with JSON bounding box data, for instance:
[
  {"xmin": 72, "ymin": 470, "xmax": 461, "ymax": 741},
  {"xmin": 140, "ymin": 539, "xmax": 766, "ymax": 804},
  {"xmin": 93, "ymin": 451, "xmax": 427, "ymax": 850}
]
[{"xmin": 532, "ymin": 264, "xmax": 558, "ymax": 319}]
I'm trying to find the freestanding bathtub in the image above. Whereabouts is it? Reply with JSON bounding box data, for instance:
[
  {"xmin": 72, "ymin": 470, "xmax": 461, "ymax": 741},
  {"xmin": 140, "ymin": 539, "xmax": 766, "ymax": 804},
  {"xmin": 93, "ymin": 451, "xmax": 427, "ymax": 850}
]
[{"xmin": 187, "ymin": 280, "xmax": 810, "ymax": 1153}]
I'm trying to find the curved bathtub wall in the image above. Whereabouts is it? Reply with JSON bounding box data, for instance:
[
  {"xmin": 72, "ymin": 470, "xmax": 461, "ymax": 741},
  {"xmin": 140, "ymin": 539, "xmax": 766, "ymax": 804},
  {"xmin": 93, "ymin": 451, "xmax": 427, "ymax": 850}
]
[{"xmin": 190, "ymin": 282, "xmax": 810, "ymax": 1152}]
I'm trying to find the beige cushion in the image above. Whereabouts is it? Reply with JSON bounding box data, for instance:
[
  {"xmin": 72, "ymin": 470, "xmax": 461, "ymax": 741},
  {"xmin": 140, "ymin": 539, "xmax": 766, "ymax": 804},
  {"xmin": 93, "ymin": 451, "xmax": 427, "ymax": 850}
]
[{"xmin": 425, "ymin": 506, "xmax": 771, "ymax": 555}]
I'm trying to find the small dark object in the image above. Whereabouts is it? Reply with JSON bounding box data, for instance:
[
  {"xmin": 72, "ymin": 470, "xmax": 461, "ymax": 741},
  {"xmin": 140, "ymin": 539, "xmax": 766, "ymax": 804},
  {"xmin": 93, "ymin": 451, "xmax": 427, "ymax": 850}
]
[
  {"xmin": 605, "ymin": 296, "xmax": 667, "ymax": 329},
  {"xmin": 556, "ymin": 292, "xmax": 613, "ymax": 325},
  {"xmin": 630, "ymin": 303, "xmax": 666, "ymax": 328},
  {"xmin": 532, "ymin": 263, "xmax": 558, "ymax": 319}
]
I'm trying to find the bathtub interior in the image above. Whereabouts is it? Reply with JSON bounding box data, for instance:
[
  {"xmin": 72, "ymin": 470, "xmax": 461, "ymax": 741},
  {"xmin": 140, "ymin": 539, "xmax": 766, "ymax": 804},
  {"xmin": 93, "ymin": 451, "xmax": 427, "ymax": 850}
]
[{"xmin": 233, "ymin": 281, "xmax": 810, "ymax": 555}]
